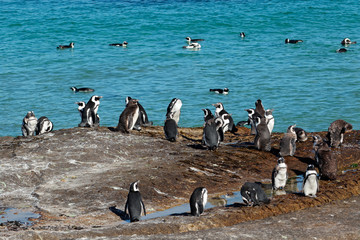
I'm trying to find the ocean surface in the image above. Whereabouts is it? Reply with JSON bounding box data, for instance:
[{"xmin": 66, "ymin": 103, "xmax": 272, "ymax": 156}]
[{"xmin": 1, "ymin": 0, "xmax": 359, "ymax": 137}]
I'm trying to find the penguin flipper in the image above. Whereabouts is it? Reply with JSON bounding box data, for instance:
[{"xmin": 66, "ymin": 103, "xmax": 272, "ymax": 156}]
[
  {"xmin": 197, "ymin": 201, "xmax": 204, "ymax": 215},
  {"xmin": 141, "ymin": 199, "xmax": 146, "ymax": 216}
]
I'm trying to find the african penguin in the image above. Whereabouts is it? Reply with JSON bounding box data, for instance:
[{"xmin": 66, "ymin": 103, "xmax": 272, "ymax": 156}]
[
  {"xmin": 109, "ymin": 41, "xmax": 128, "ymax": 47},
  {"xmin": 124, "ymin": 181, "xmax": 146, "ymax": 222},
  {"xmin": 126, "ymin": 97, "xmax": 153, "ymax": 130},
  {"xmin": 116, "ymin": 98, "xmax": 140, "ymax": 133},
  {"xmin": 294, "ymin": 127, "xmax": 308, "ymax": 142},
  {"xmin": 279, "ymin": 124, "xmax": 297, "ymax": 156},
  {"xmin": 254, "ymin": 116, "xmax": 271, "ymax": 152},
  {"xmin": 57, "ymin": 42, "xmax": 74, "ymax": 49},
  {"xmin": 327, "ymin": 119, "xmax": 352, "ymax": 148},
  {"xmin": 212, "ymin": 102, "xmax": 237, "ymax": 133},
  {"xmin": 185, "ymin": 37, "xmax": 205, "ymax": 43},
  {"xmin": 35, "ymin": 116, "xmax": 53, "ymax": 135},
  {"xmin": 78, "ymin": 95, "xmax": 102, "ymax": 127},
  {"xmin": 166, "ymin": 98, "xmax": 182, "ymax": 125},
  {"xmin": 240, "ymin": 32, "xmax": 246, "ymax": 38},
  {"xmin": 21, "ymin": 111, "xmax": 38, "ymax": 137},
  {"xmin": 202, "ymin": 108, "xmax": 214, "ymax": 123},
  {"xmin": 164, "ymin": 117, "xmax": 178, "ymax": 142},
  {"xmin": 70, "ymin": 87, "xmax": 95, "ymax": 92},
  {"xmin": 302, "ymin": 164, "xmax": 319, "ymax": 197},
  {"xmin": 202, "ymin": 117, "xmax": 223, "ymax": 150},
  {"xmin": 189, "ymin": 187, "xmax": 208, "ymax": 217},
  {"xmin": 209, "ymin": 88, "xmax": 229, "ymax": 94},
  {"xmin": 245, "ymin": 108, "xmax": 257, "ymax": 135},
  {"xmin": 341, "ymin": 38, "xmax": 356, "ymax": 45},
  {"xmin": 241, "ymin": 182, "xmax": 270, "ymax": 206},
  {"xmin": 272, "ymin": 157, "xmax": 288, "ymax": 190},
  {"xmin": 336, "ymin": 48, "xmax": 347, "ymax": 53},
  {"xmin": 254, "ymin": 99, "xmax": 266, "ymax": 118},
  {"xmin": 285, "ymin": 38, "xmax": 303, "ymax": 44},
  {"xmin": 265, "ymin": 109, "xmax": 275, "ymax": 134},
  {"xmin": 76, "ymin": 101, "xmax": 86, "ymax": 117},
  {"xmin": 312, "ymin": 135, "xmax": 337, "ymax": 180}
]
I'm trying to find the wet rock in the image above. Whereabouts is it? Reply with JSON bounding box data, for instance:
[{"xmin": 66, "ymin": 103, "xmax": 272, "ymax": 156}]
[{"xmin": 0, "ymin": 126, "xmax": 359, "ymax": 239}]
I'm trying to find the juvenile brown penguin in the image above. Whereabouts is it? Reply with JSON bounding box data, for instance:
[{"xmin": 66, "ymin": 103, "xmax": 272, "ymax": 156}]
[
  {"xmin": 313, "ymin": 135, "xmax": 337, "ymax": 180},
  {"xmin": 116, "ymin": 99, "xmax": 140, "ymax": 133},
  {"xmin": 21, "ymin": 111, "xmax": 38, "ymax": 136},
  {"xmin": 294, "ymin": 127, "xmax": 308, "ymax": 142},
  {"xmin": 279, "ymin": 124, "xmax": 297, "ymax": 156},
  {"xmin": 254, "ymin": 116, "xmax": 271, "ymax": 151},
  {"xmin": 327, "ymin": 120, "xmax": 352, "ymax": 148}
]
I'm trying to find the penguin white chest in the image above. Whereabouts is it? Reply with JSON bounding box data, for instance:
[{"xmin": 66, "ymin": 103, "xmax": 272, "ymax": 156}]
[{"xmin": 129, "ymin": 108, "xmax": 139, "ymax": 130}]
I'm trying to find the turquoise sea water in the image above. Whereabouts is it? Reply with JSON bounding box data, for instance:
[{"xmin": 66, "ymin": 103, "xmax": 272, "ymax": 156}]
[{"xmin": 1, "ymin": 0, "xmax": 359, "ymax": 137}]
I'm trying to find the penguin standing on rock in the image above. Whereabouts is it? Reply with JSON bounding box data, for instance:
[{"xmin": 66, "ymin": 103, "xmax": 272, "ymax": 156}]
[
  {"xmin": 21, "ymin": 111, "xmax": 38, "ymax": 136},
  {"xmin": 126, "ymin": 97, "xmax": 153, "ymax": 130},
  {"xmin": 36, "ymin": 116, "xmax": 53, "ymax": 135},
  {"xmin": 202, "ymin": 117, "xmax": 223, "ymax": 150},
  {"xmin": 241, "ymin": 182, "xmax": 270, "ymax": 206},
  {"xmin": 254, "ymin": 116, "xmax": 271, "ymax": 151},
  {"xmin": 166, "ymin": 98, "xmax": 182, "ymax": 125},
  {"xmin": 280, "ymin": 124, "xmax": 297, "ymax": 156},
  {"xmin": 164, "ymin": 118, "xmax": 178, "ymax": 142},
  {"xmin": 265, "ymin": 109, "xmax": 275, "ymax": 134},
  {"xmin": 78, "ymin": 95, "xmax": 102, "ymax": 127},
  {"xmin": 212, "ymin": 102, "xmax": 237, "ymax": 133},
  {"xmin": 313, "ymin": 135, "xmax": 337, "ymax": 180},
  {"xmin": 302, "ymin": 164, "xmax": 319, "ymax": 197},
  {"xmin": 189, "ymin": 187, "xmax": 208, "ymax": 217},
  {"xmin": 327, "ymin": 119, "xmax": 353, "ymax": 148},
  {"xmin": 272, "ymin": 157, "xmax": 288, "ymax": 190},
  {"xmin": 116, "ymin": 98, "xmax": 139, "ymax": 133},
  {"xmin": 245, "ymin": 108, "xmax": 257, "ymax": 135},
  {"xmin": 125, "ymin": 181, "xmax": 146, "ymax": 222}
]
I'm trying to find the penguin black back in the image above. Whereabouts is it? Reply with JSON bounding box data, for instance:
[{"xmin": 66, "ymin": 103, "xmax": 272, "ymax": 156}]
[
  {"xmin": 189, "ymin": 187, "xmax": 208, "ymax": 216},
  {"xmin": 125, "ymin": 181, "xmax": 146, "ymax": 222},
  {"xmin": 164, "ymin": 118, "xmax": 178, "ymax": 142}
]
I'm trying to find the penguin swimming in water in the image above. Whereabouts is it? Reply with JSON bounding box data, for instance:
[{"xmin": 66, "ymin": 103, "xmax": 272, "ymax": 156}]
[
  {"xmin": 109, "ymin": 41, "xmax": 128, "ymax": 47},
  {"xmin": 241, "ymin": 182, "xmax": 270, "ymax": 206},
  {"xmin": 279, "ymin": 124, "xmax": 297, "ymax": 156},
  {"xmin": 272, "ymin": 157, "xmax": 288, "ymax": 190},
  {"xmin": 116, "ymin": 98, "xmax": 140, "ymax": 133},
  {"xmin": 313, "ymin": 135, "xmax": 337, "ymax": 180},
  {"xmin": 21, "ymin": 111, "xmax": 38, "ymax": 137},
  {"xmin": 302, "ymin": 164, "xmax": 319, "ymax": 197},
  {"xmin": 202, "ymin": 117, "xmax": 223, "ymax": 150},
  {"xmin": 240, "ymin": 32, "xmax": 246, "ymax": 38},
  {"xmin": 70, "ymin": 87, "xmax": 95, "ymax": 93},
  {"xmin": 125, "ymin": 97, "xmax": 153, "ymax": 130},
  {"xmin": 57, "ymin": 42, "xmax": 74, "ymax": 49},
  {"xmin": 189, "ymin": 187, "xmax": 208, "ymax": 217},
  {"xmin": 254, "ymin": 116, "xmax": 271, "ymax": 152},
  {"xmin": 35, "ymin": 116, "xmax": 53, "ymax": 135},
  {"xmin": 78, "ymin": 95, "xmax": 102, "ymax": 128},
  {"xmin": 185, "ymin": 37, "xmax": 205, "ymax": 43},
  {"xmin": 209, "ymin": 88, "xmax": 229, "ymax": 94},
  {"xmin": 183, "ymin": 37, "xmax": 202, "ymax": 49},
  {"xmin": 294, "ymin": 127, "xmax": 308, "ymax": 142},
  {"xmin": 124, "ymin": 180, "xmax": 146, "ymax": 222},
  {"xmin": 164, "ymin": 117, "xmax": 178, "ymax": 142},
  {"xmin": 327, "ymin": 119, "xmax": 353, "ymax": 148},
  {"xmin": 341, "ymin": 38, "xmax": 356, "ymax": 45},
  {"xmin": 212, "ymin": 102, "xmax": 237, "ymax": 133},
  {"xmin": 166, "ymin": 98, "xmax": 182, "ymax": 125},
  {"xmin": 336, "ymin": 48, "xmax": 347, "ymax": 53},
  {"xmin": 285, "ymin": 38, "xmax": 303, "ymax": 44}
]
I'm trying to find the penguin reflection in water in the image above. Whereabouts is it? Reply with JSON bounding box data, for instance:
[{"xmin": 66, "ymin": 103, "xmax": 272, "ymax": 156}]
[
  {"xmin": 125, "ymin": 181, "xmax": 146, "ymax": 222},
  {"xmin": 78, "ymin": 95, "xmax": 102, "ymax": 127},
  {"xmin": 241, "ymin": 182, "xmax": 270, "ymax": 206},
  {"xmin": 164, "ymin": 98, "xmax": 182, "ymax": 142},
  {"xmin": 189, "ymin": 187, "xmax": 208, "ymax": 217},
  {"xmin": 116, "ymin": 98, "xmax": 140, "ymax": 133},
  {"xmin": 302, "ymin": 164, "xmax": 319, "ymax": 197}
]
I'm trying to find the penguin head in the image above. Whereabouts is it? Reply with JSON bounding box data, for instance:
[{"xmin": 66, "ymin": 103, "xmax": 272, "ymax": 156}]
[
  {"xmin": 215, "ymin": 117, "xmax": 224, "ymax": 130},
  {"xmin": 129, "ymin": 180, "xmax": 140, "ymax": 192},
  {"xmin": 202, "ymin": 108, "xmax": 213, "ymax": 118},
  {"xmin": 245, "ymin": 108, "xmax": 255, "ymax": 116},
  {"xmin": 285, "ymin": 38, "xmax": 290, "ymax": 43},
  {"xmin": 306, "ymin": 164, "xmax": 315, "ymax": 171},
  {"xmin": 342, "ymin": 38, "xmax": 351, "ymax": 44},
  {"xmin": 70, "ymin": 87, "xmax": 77, "ymax": 91},
  {"xmin": 286, "ymin": 124, "xmax": 296, "ymax": 133},
  {"xmin": 240, "ymin": 32, "xmax": 245, "ymax": 38},
  {"xmin": 69, "ymin": 42, "xmax": 75, "ymax": 48},
  {"xmin": 185, "ymin": 37, "xmax": 191, "ymax": 41},
  {"xmin": 265, "ymin": 109, "xmax": 274, "ymax": 116},
  {"xmin": 75, "ymin": 101, "xmax": 86, "ymax": 111},
  {"xmin": 125, "ymin": 96, "xmax": 132, "ymax": 106},
  {"xmin": 212, "ymin": 102, "xmax": 223, "ymax": 110},
  {"xmin": 123, "ymin": 41, "xmax": 128, "ymax": 46},
  {"xmin": 128, "ymin": 98, "xmax": 138, "ymax": 107},
  {"xmin": 89, "ymin": 95, "xmax": 103, "ymax": 105},
  {"xmin": 277, "ymin": 157, "xmax": 285, "ymax": 164},
  {"xmin": 223, "ymin": 88, "xmax": 229, "ymax": 92}
]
